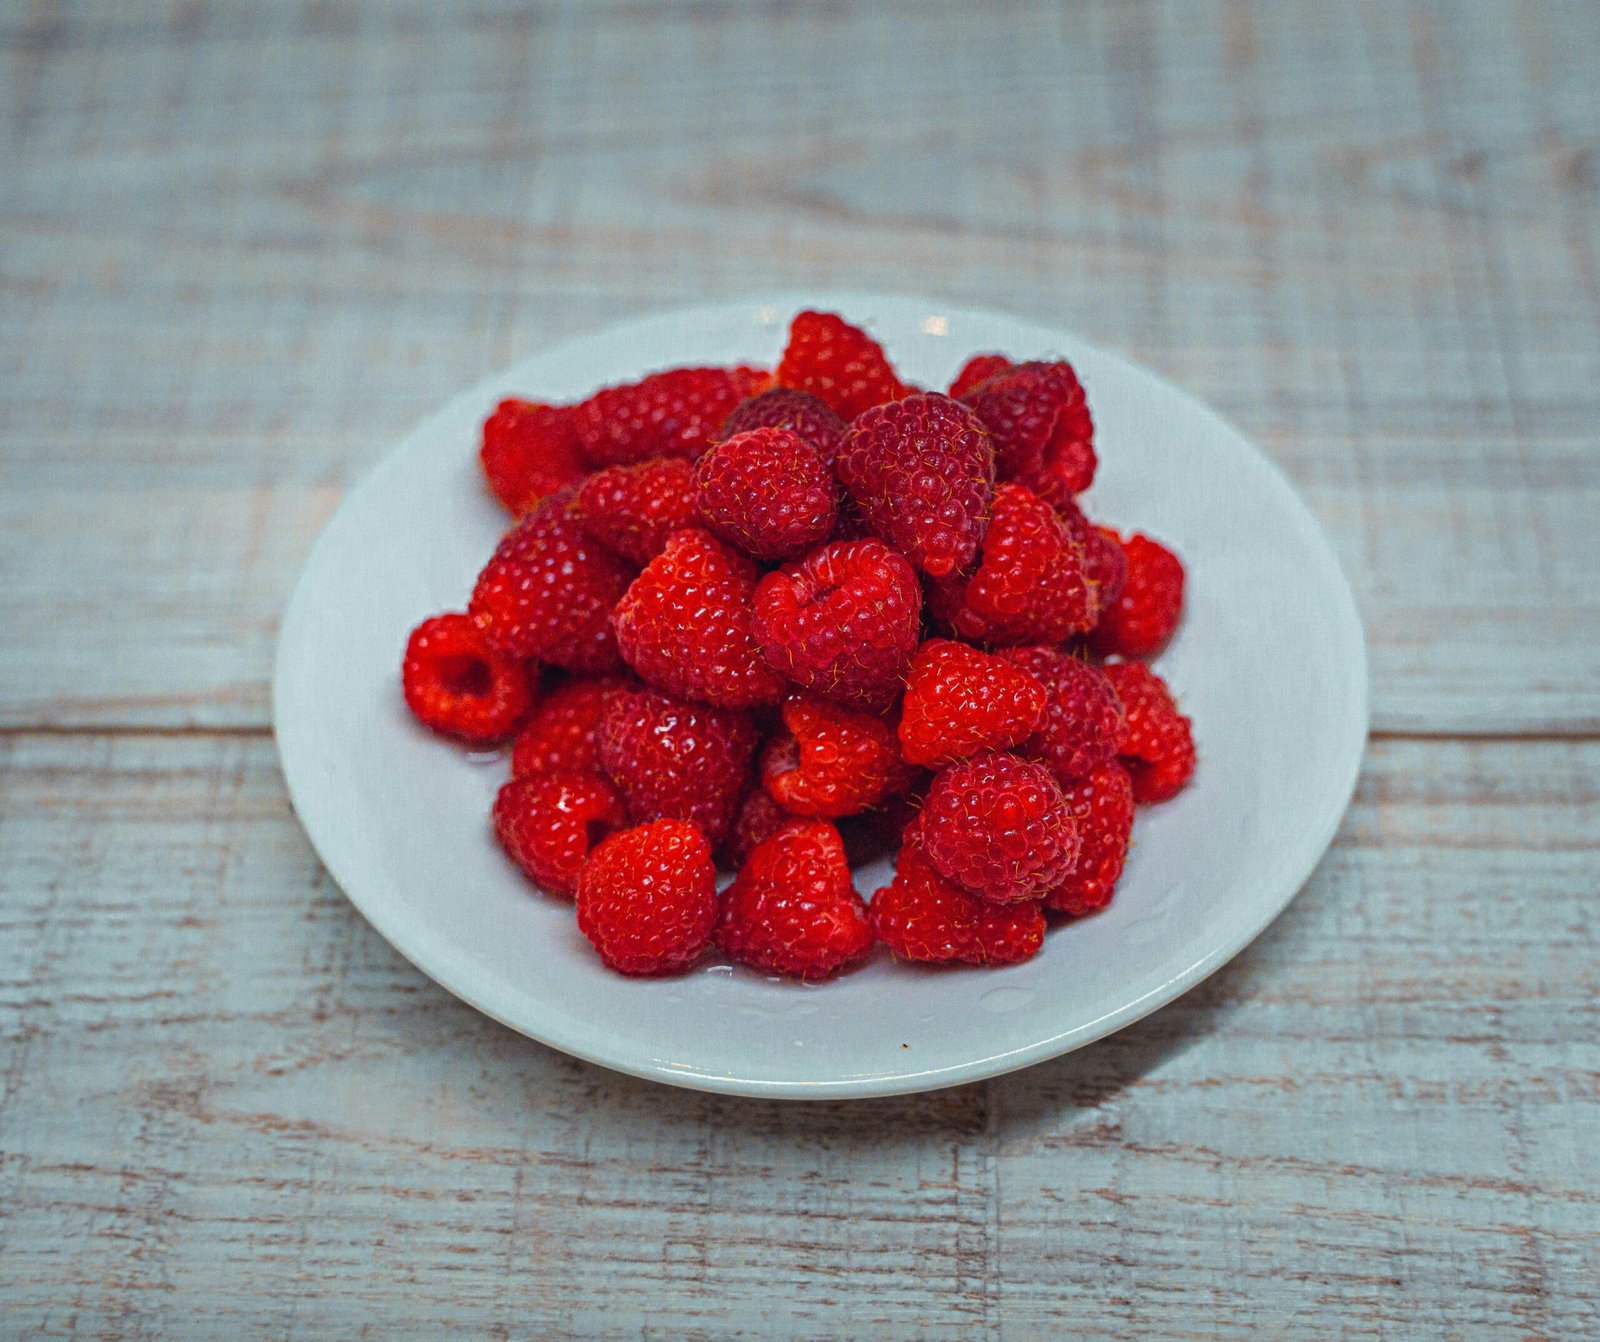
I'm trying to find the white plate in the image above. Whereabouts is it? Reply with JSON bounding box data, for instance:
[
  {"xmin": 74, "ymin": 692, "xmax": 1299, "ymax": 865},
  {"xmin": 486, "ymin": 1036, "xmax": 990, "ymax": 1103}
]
[{"xmin": 274, "ymin": 293, "xmax": 1367, "ymax": 1100}]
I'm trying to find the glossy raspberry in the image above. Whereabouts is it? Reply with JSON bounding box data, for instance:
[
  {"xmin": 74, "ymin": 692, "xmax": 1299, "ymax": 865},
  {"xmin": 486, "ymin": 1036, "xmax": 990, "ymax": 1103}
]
[
  {"xmin": 919, "ymin": 752, "xmax": 1078, "ymax": 904},
  {"xmin": 576, "ymin": 820, "xmax": 718, "ymax": 976},
  {"xmin": 1090, "ymin": 531, "xmax": 1185, "ymax": 659},
  {"xmin": 572, "ymin": 367, "xmax": 745, "ymax": 466},
  {"xmin": 927, "ymin": 483, "xmax": 1095, "ymax": 645},
  {"xmin": 961, "ymin": 360, "xmax": 1096, "ymax": 504},
  {"xmin": 1001, "ymin": 646, "xmax": 1125, "ymax": 784},
  {"xmin": 401, "ymin": 613, "xmax": 534, "ymax": 745},
  {"xmin": 761, "ymin": 694, "xmax": 907, "ymax": 819},
  {"xmin": 1103, "ymin": 663, "xmax": 1196, "ymax": 803},
  {"xmin": 470, "ymin": 492, "xmax": 632, "ymax": 672},
  {"xmin": 751, "ymin": 539, "xmax": 922, "ymax": 711},
  {"xmin": 613, "ymin": 528, "xmax": 786, "ymax": 708},
  {"xmin": 1057, "ymin": 502, "xmax": 1127, "ymax": 622},
  {"xmin": 898, "ymin": 639, "xmax": 1048, "ymax": 767},
  {"xmin": 871, "ymin": 838, "xmax": 1045, "ymax": 967},
  {"xmin": 572, "ymin": 457, "xmax": 697, "ymax": 565},
  {"xmin": 718, "ymin": 820, "xmax": 874, "ymax": 979},
  {"xmin": 595, "ymin": 688, "xmax": 759, "ymax": 847},
  {"xmin": 835, "ymin": 394, "xmax": 996, "ymax": 578},
  {"xmin": 947, "ymin": 354, "xmax": 1014, "ymax": 400},
  {"xmin": 493, "ymin": 771, "xmax": 627, "ymax": 897},
  {"xmin": 510, "ymin": 675, "xmax": 630, "ymax": 778},
  {"xmin": 692, "ymin": 427, "xmax": 838, "ymax": 562},
  {"xmin": 720, "ymin": 387, "xmax": 847, "ymax": 467},
  {"xmin": 774, "ymin": 310, "xmax": 910, "ymax": 420},
  {"xmin": 721, "ymin": 784, "xmax": 791, "ymax": 870},
  {"xmin": 1047, "ymin": 761, "xmax": 1135, "ymax": 916},
  {"xmin": 479, "ymin": 399, "xmax": 585, "ymax": 516}
]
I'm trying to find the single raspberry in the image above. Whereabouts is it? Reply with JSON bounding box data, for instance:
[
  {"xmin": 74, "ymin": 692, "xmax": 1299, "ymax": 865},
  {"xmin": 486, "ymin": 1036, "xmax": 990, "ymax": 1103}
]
[
  {"xmin": 1103, "ymin": 663, "xmax": 1196, "ymax": 803},
  {"xmin": 1090, "ymin": 531, "xmax": 1185, "ymax": 659},
  {"xmin": 720, "ymin": 387, "xmax": 847, "ymax": 467},
  {"xmin": 835, "ymin": 394, "xmax": 996, "ymax": 578},
  {"xmin": 731, "ymin": 365, "xmax": 773, "ymax": 398},
  {"xmin": 761, "ymin": 694, "xmax": 908, "ymax": 819},
  {"xmin": 493, "ymin": 771, "xmax": 627, "ymax": 898},
  {"xmin": 720, "ymin": 784, "xmax": 791, "ymax": 870},
  {"xmin": 718, "ymin": 820, "xmax": 874, "ymax": 979},
  {"xmin": 572, "ymin": 367, "xmax": 745, "ymax": 466},
  {"xmin": 1000, "ymin": 646, "xmax": 1125, "ymax": 784},
  {"xmin": 479, "ymin": 399, "xmax": 586, "ymax": 516},
  {"xmin": 510, "ymin": 675, "xmax": 630, "ymax": 778},
  {"xmin": 692, "ymin": 427, "xmax": 838, "ymax": 562},
  {"xmin": 1056, "ymin": 502, "xmax": 1127, "ymax": 622},
  {"xmin": 1047, "ymin": 761, "xmax": 1134, "ymax": 916},
  {"xmin": 774, "ymin": 310, "xmax": 910, "ymax": 419},
  {"xmin": 595, "ymin": 688, "xmax": 759, "ymax": 847},
  {"xmin": 871, "ymin": 838, "xmax": 1045, "ymax": 967},
  {"xmin": 898, "ymin": 638, "xmax": 1048, "ymax": 767},
  {"xmin": 751, "ymin": 539, "xmax": 922, "ymax": 711},
  {"xmin": 947, "ymin": 354, "xmax": 1015, "ymax": 400},
  {"xmin": 572, "ymin": 456, "xmax": 697, "ymax": 565},
  {"xmin": 470, "ymin": 492, "xmax": 633, "ymax": 672},
  {"xmin": 576, "ymin": 819, "xmax": 718, "ymax": 976},
  {"xmin": 401, "ymin": 613, "xmax": 534, "ymax": 745},
  {"xmin": 919, "ymin": 752, "xmax": 1078, "ymax": 904},
  {"xmin": 613, "ymin": 528, "xmax": 786, "ymax": 709},
  {"xmin": 926, "ymin": 482, "xmax": 1095, "ymax": 645},
  {"xmin": 961, "ymin": 360, "xmax": 1096, "ymax": 504}
]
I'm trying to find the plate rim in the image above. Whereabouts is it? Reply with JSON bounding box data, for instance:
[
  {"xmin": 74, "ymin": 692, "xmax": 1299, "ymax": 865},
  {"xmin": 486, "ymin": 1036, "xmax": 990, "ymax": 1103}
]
[{"xmin": 273, "ymin": 290, "xmax": 1369, "ymax": 1100}]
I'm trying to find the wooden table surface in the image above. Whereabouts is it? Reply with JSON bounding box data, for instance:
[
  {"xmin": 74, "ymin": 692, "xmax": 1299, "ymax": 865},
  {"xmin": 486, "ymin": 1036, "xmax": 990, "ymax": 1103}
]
[{"xmin": 3, "ymin": 1, "xmax": 1598, "ymax": 1336}]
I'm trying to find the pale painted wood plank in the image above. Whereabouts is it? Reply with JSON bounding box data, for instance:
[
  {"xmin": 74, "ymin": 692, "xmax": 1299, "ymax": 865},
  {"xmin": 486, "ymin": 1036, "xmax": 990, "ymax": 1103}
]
[
  {"xmin": 0, "ymin": 733, "xmax": 1596, "ymax": 1337},
  {"xmin": 3, "ymin": 0, "xmax": 1600, "ymax": 732}
]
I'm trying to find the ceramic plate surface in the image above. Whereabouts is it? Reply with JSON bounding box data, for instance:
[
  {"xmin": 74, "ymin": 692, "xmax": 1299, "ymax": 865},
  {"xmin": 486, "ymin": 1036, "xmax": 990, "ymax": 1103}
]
[{"xmin": 274, "ymin": 293, "xmax": 1367, "ymax": 1099}]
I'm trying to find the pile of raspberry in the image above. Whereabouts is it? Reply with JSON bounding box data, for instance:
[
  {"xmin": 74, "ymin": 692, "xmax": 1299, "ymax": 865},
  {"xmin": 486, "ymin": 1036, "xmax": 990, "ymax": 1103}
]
[{"xmin": 402, "ymin": 311, "xmax": 1195, "ymax": 980}]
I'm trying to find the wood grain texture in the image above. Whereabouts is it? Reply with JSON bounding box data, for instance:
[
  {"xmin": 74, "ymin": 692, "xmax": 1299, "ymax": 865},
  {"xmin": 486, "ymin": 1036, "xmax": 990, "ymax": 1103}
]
[
  {"xmin": 2, "ymin": 0, "xmax": 1599, "ymax": 732},
  {"xmin": 0, "ymin": 734, "xmax": 1596, "ymax": 1338}
]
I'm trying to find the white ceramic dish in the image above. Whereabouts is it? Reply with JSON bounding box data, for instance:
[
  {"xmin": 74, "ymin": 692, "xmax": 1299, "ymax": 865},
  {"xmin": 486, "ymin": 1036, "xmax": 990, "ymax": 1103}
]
[{"xmin": 274, "ymin": 293, "xmax": 1367, "ymax": 1100}]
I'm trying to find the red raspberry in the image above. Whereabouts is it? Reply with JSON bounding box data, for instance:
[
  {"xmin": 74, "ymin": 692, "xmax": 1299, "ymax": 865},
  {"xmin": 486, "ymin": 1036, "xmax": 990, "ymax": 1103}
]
[
  {"xmin": 871, "ymin": 838, "xmax": 1045, "ymax": 967},
  {"xmin": 572, "ymin": 367, "xmax": 745, "ymax": 467},
  {"xmin": 1090, "ymin": 531, "xmax": 1186, "ymax": 659},
  {"xmin": 898, "ymin": 638, "xmax": 1048, "ymax": 767},
  {"xmin": 510, "ymin": 675, "xmax": 630, "ymax": 778},
  {"xmin": 927, "ymin": 483, "xmax": 1095, "ymax": 645},
  {"xmin": 1047, "ymin": 761, "xmax": 1134, "ymax": 916},
  {"xmin": 479, "ymin": 399, "xmax": 586, "ymax": 516},
  {"xmin": 961, "ymin": 360, "xmax": 1096, "ymax": 505},
  {"xmin": 774, "ymin": 310, "xmax": 910, "ymax": 420},
  {"xmin": 761, "ymin": 694, "xmax": 908, "ymax": 819},
  {"xmin": 1056, "ymin": 502, "xmax": 1127, "ymax": 622},
  {"xmin": 692, "ymin": 427, "xmax": 838, "ymax": 562},
  {"xmin": 720, "ymin": 388, "xmax": 846, "ymax": 467},
  {"xmin": 613, "ymin": 528, "xmax": 786, "ymax": 709},
  {"xmin": 721, "ymin": 784, "xmax": 791, "ymax": 870},
  {"xmin": 470, "ymin": 492, "xmax": 632, "ymax": 672},
  {"xmin": 493, "ymin": 771, "xmax": 627, "ymax": 898},
  {"xmin": 947, "ymin": 353, "xmax": 1014, "ymax": 400},
  {"xmin": 595, "ymin": 688, "xmax": 759, "ymax": 847},
  {"xmin": 835, "ymin": 394, "xmax": 996, "ymax": 579},
  {"xmin": 401, "ymin": 613, "xmax": 534, "ymax": 745},
  {"xmin": 572, "ymin": 457, "xmax": 696, "ymax": 565},
  {"xmin": 718, "ymin": 820, "xmax": 874, "ymax": 979},
  {"xmin": 1000, "ymin": 646, "xmax": 1125, "ymax": 784},
  {"xmin": 1103, "ymin": 662, "xmax": 1196, "ymax": 803},
  {"xmin": 751, "ymin": 539, "xmax": 922, "ymax": 711},
  {"xmin": 919, "ymin": 752, "xmax": 1078, "ymax": 904},
  {"xmin": 576, "ymin": 820, "xmax": 719, "ymax": 976},
  {"xmin": 731, "ymin": 365, "xmax": 773, "ymax": 398}
]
